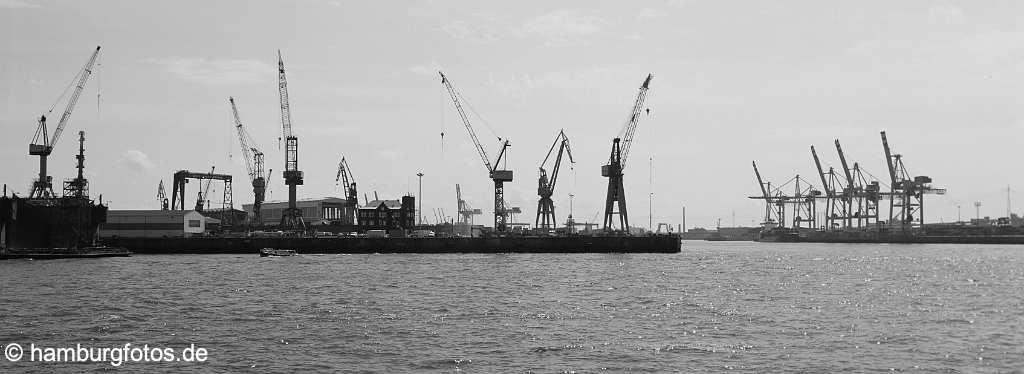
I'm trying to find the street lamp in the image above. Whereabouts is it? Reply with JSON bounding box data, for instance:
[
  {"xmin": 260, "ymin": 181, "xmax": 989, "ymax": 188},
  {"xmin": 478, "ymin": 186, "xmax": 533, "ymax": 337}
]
[{"xmin": 417, "ymin": 172, "xmax": 424, "ymax": 226}]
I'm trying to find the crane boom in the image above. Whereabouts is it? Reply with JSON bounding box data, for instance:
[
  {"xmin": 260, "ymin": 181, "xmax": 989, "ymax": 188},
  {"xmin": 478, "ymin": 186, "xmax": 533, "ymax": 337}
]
[
  {"xmin": 810, "ymin": 146, "xmax": 832, "ymax": 196},
  {"xmin": 835, "ymin": 140, "xmax": 855, "ymax": 189},
  {"xmin": 278, "ymin": 51, "xmax": 294, "ymax": 142},
  {"xmin": 439, "ymin": 71, "xmax": 493, "ymax": 172},
  {"xmin": 230, "ymin": 97, "xmax": 255, "ymax": 180},
  {"xmin": 616, "ymin": 73, "xmax": 653, "ymax": 168},
  {"xmin": 880, "ymin": 131, "xmax": 898, "ymax": 187}
]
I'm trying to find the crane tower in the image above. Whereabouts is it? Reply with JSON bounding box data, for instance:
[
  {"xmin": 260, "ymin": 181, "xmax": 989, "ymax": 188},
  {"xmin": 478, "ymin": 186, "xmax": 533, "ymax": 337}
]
[
  {"xmin": 277, "ymin": 51, "xmax": 305, "ymax": 229},
  {"xmin": 602, "ymin": 74, "xmax": 653, "ymax": 233}
]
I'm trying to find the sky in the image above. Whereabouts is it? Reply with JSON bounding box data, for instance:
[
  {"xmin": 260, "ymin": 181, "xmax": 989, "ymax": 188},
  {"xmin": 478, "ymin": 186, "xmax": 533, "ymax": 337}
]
[{"xmin": 1, "ymin": 0, "xmax": 1023, "ymax": 230}]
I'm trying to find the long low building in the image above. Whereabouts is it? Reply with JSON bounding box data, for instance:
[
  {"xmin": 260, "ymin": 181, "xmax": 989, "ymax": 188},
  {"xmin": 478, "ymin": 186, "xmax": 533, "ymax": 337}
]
[
  {"xmin": 243, "ymin": 197, "xmax": 352, "ymax": 227},
  {"xmin": 99, "ymin": 210, "xmax": 221, "ymax": 238}
]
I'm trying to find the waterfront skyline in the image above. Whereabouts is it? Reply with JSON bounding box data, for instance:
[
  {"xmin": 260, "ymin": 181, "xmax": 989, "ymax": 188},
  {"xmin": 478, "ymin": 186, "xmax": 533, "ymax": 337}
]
[{"xmin": 2, "ymin": 1, "xmax": 1024, "ymax": 229}]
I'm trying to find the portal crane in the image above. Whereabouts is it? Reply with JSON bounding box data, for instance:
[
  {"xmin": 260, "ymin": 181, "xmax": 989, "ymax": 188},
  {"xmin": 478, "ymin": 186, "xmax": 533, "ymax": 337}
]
[
  {"xmin": 811, "ymin": 145, "xmax": 847, "ymax": 230},
  {"xmin": 157, "ymin": 180, "xmax": 169, "ymax": 210},
  {"xmin": 536, "ymin": 129, "xmax": 574, "ymax": 230},
  {"xmin": 602, "ymin": 74, "xmax": 653, "ymax": 233},
  {"xmin": 439, "ymin": 71, "xmax": 513, "ymax": 232},
  {"xmin": 880, "ymin": 131, "xmax": 945, "ymax": 229},
  {"xmin": 277, "ymin": 51, "xmax": 305, "ymax": 229},
  {"xmin": 334, "ymin": 156, "xmax": 358, "ymax": 225},
  {"xmin": 29, "ymin": 46, "xmax": 101, "ymax": 199},
  {"xmin": 229, "ymin": 97, "xmax": 266, "ymax": 226}
]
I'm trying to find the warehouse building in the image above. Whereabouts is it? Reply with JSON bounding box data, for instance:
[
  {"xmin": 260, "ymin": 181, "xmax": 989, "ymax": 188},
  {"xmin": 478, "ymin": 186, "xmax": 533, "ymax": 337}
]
[
  {"xmin": 243, "ymin": 197, "xmax": 350, "ymax": 226},
  {"xmin": 99, "ymin": 210, "xmax": 221, "ymax": 238}
]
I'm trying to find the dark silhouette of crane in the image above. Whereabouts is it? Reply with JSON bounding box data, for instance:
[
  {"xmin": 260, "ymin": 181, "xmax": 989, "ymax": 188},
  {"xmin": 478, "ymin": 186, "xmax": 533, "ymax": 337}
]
[
  {"xmin": 277, "ymin": 51, "xmax": 305, "ymax": 230},
  {"xmin": 196, "ymin": 166, "xmax": 216, "ymax": 212},
  {"xmin": 602, "ymin": 74, "xmax": 652, "ymax": 233},
  {"xmin": 29, "ymin": 46, "xmax": 101, "ymax": 199},
  {"xmin": 536, "ymin": 129, "xmax": 574, "ymax": 230},
  {"xmin": 230, "ymin": 96, "xmax": 266, "ymax": 227},
  {"xmin": 334, "ymin": 157, "xmax": 358, "ymax": 225},
  {"xmin": 880, "ymin": 131, "xmax": 945, "ymax": 230},
  {"xmin": 439, "ymin": 71, "xmax": 513, "ymax": 233},
  {"xmin": 157, "ymin": 180, "xmax": 169, "ymax": 210}
]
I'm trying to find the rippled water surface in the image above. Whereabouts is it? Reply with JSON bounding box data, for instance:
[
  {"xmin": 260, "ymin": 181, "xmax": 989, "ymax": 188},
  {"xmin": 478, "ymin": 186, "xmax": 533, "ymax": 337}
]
[{"xmin": 1, "ymin": 242, "xmax": 1023, "ymax": 372}]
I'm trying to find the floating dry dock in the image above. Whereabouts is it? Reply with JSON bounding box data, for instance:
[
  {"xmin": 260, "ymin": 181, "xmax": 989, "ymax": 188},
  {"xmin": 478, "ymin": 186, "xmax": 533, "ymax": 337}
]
[{"xmin": 104, "ymin": 235, "xmax": 681, "ymax": 254}]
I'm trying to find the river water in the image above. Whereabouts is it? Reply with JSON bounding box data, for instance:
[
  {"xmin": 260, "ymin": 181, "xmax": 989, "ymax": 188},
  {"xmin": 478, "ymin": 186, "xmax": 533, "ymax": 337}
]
[{"xmin": 1, "ymin": 241, "xmax": 1022, "ymax": 372}]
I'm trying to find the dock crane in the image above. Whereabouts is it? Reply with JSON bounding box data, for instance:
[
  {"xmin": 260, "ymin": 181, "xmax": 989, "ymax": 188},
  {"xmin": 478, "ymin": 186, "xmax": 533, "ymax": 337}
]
[
  {"xmin": 229, "ymin": 97, "xmax": 266, "ymax": 226},
  {"xmin": 811, "ymin": 145, "xmax": 848, "ymax": 230},
  {"xmin": 602, "ymin": 74, "xmax": 653, "ymax": 233},
  {"xmin": 751, "ymin": 161, "xmax": 783, "ymax": 227},
  {"xmin": 277, "ymin": 51, "xmax": 305, "ymax": 229},
  {"xmin": 28, "ymin": 46, "xmax": 101, "ymax": 199},
  {"xmin": 196, "ymin": 166, "xmax": 216, "ymax": 212},
  {"xmin": 439, "ymin": 71, "xmax": 514, "ymax": 232},
  {"xmin": 880, "ymin": 131, "xmax": 945, "ymax": 230},
  {"xmin": 334, "ymin": 157, "xmax": 358, "ymax": 225},
  {"xmin": 536, "ymin": 130, "xmax": 574, "ymax": 230},
  {"xmin": 157, "ymin": 180, "xmax": 169, "ymax": 210}
]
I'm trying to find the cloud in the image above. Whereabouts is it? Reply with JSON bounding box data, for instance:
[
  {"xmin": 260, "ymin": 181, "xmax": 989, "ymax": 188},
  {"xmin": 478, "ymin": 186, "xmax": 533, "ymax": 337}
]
[
  {"xmin": 139, "ymin": 57, "xmax": 273, "ymax": 86},
  {"xmin": 637, "ymin": 8, "xmax": 668, "ymax": 20},
  {"xmin": 927, "ymin": 3, "xmax": 964, "ymax": 24},
  {"xmin": 119, "ymin": 150, "xmax": 156, "ymax": 173},
  {"xmin": 516, "ymin": 10, "xmax": 610, "ymax": 47},
  {"xmin": 407, "ymin": 62, "xmax": 441, "ymax": 77},
  {"xmin": 442, "ymin": 19, "xmax": 501, "ymax": 44},
  {"xmin": 665, "ymin": 0, "xmax": 695, "ymax": 8},
  {"xmin": 0, "ymin": 0, "xmax": 41, "ymax": 8}
]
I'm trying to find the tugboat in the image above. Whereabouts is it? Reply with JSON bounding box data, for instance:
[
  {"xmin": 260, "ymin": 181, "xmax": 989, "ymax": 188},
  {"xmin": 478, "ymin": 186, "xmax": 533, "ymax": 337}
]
[{"xmin": 259, "ymin": 248, "xmax": 297, "ymax": 257}]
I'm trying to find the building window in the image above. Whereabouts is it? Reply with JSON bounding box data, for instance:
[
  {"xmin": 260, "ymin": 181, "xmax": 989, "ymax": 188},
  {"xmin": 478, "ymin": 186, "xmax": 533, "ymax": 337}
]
[{"xmin": 188, "ymin": 219, "xmax": 201, "ymax": 228}]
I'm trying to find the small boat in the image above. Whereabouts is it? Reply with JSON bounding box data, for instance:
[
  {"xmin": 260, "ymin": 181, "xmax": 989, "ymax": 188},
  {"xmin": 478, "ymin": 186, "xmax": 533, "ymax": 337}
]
[{"xmin": 259, "ymin": 248, "xmax": 297, "ymax": 257}]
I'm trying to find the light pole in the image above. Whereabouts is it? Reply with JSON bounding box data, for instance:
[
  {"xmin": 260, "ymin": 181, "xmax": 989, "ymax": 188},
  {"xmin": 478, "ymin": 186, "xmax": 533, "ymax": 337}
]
[{"xmin": 417, "ymin": 172, "xmax": 424, "ymax": 226}]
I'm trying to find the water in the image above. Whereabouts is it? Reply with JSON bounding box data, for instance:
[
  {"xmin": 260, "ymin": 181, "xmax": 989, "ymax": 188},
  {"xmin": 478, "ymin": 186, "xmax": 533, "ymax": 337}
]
[{"xmin": 1, "ymin": 241, "xmax": 1022, "ymax": 372}]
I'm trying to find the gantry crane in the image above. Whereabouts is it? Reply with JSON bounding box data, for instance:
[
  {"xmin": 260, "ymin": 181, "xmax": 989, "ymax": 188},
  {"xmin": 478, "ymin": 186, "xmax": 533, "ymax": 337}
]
[
  {"xmin": 602, "ymin": 74, "xmax": 653, "ymax": 233},
  {"xmin": 880, "ymin": 131, "xmax": 945, "ymax": 230},
  {"xmin": 439, "ymin": 71, "xmax": 514, "ymax": 232},
  {"xmin": 334, "ymin": 156, "xmax": 358, "ymax": 225},
  {"xmin": 230, "ymin": 96, "xmax": 266, "ymax": 226},
  {"xmin": 28, "ymin": 46, "xmax": 101, "ymax": 199},
  {"xmin": 157, "ymin": 180, "xmax": 169, "ymax": 210},
  {"xmin": 277, "ymin": 51, "xmax": 305, "ymax": 229},
  {"xmin": 536, "ymin": 129, "xmax": 574, "ymax": 230},
  {"xmin": 811, "ymin": 145, "xmax": 849, "ymax": 230},
  {"xmin": 751, "ymin": 161, "xmax": 783, "ymax": 227},
  {"xmin": 455, "ymin": 184, "xmax": 480, "ymax": 227}
]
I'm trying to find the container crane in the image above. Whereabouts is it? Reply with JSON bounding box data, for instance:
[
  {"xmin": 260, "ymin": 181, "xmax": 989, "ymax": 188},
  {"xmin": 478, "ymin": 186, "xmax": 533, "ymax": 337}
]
[
  {"xmin": 536, "ymin": 129, "xmax": 574, "ymax": 230},
  {"xmin": 229, "ymin": 97, "xmax": 266, "ymax": 226},
  {"xmin": 602, "ymin": 74, "xmax": 653, "ymax": 233},
  {"xmin": 277, "ymin": 51, "xmax": 305, "ymax": 229},
  {"xmin": 157, "ymin": 180, "xmax": 169, "ymax": 210},
  {"xmin": 880, "ymin": 131, "xmax": 945, "ymax": 229},
  {"xmin": 439, "ymin": 71, "xmax": 513, "ymax": 232},
  {"xmin": 334, "ymin": 156, "xmax": 358, "ymax": 224},
  {"xmin": 28, "ymin": 46, "xmax": 101, "ymax": 199},
  {"xmin": 811, "ymin": 145, "xmax": 847, "ymax": 230}
]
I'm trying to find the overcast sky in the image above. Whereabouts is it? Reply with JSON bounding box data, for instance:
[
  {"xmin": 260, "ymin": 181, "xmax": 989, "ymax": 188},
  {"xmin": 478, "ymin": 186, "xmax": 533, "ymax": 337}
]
[{"xmin": 2, "ymin": 0, "xmax": 1023, "ymax": 229}]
